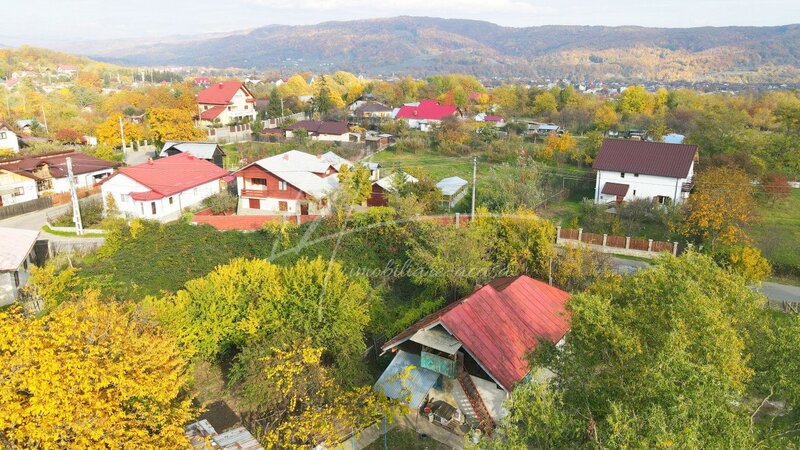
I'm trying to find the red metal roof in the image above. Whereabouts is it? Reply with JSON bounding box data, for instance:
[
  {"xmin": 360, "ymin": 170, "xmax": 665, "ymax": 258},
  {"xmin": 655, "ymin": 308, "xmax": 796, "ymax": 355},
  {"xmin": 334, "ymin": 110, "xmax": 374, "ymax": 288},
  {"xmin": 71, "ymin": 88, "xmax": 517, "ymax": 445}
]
[
  {"xmin": 383, "ymin": 275, "xmax": 570, "ymax": 390},
  {"xmin": 484, "ymin": 115, "xmax": 504, "ymax": 122},
  {"xmin": 395, "ymin": 100, "xmax": 459, "ymax": 121},
  {"xmin": 110, "ymin": 153, "xmax": 227, "ymax": 199},
  {"xmin": 601, "ymin": 182, "xmax": 629, "ymax": 196},
  {"xmin": 199, "ymin": 105, "xmax": 226, "ymax": 120},
  {"xmin": 592, "ymin": 139, "xmax": 697, "ymax": 179},
  {"xmin": 286, "ymin": 120, "xmax": 350, "ymax": 135},
  {"xmin": 197, "ymin": 81, "xmax": 253, "ymax": 105}
]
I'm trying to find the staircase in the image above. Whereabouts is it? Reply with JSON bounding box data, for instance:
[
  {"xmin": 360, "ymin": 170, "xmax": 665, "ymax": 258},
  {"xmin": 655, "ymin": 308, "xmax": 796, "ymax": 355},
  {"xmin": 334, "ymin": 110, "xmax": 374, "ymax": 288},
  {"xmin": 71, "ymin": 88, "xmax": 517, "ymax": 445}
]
[{"xmin": 456, "ymin": 370, "xmax": 494, "ymax": 434}]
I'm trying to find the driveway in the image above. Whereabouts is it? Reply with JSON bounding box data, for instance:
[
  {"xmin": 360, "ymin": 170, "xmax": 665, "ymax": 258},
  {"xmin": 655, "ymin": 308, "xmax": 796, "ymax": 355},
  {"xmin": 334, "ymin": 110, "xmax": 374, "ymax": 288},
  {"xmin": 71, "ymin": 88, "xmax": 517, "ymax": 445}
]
[{"xmin": 124, "ymin": 147, "xmax": 157, "ymax": 166}]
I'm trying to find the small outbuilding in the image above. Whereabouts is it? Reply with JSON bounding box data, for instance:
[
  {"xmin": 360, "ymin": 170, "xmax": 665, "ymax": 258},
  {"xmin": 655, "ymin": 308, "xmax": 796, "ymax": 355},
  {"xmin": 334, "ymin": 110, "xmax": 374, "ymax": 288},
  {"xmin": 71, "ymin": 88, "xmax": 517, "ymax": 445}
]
[
  {"xmin": 436, "ymin": 176, "xmax": 468, "ymax": 210},
  {"xmin": 0, "ymin": 227, "xmax": 40, "ymax": 306}
]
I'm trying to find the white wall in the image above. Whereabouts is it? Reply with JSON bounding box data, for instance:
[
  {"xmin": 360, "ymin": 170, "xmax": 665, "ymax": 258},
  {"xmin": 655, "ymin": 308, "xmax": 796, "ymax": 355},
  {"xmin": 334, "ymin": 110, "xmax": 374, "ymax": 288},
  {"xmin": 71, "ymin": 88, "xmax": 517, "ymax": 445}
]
[
  {"xmin": 102, "ymin": 173, "xmax": 221, "ymax": 222},
  {"xmin": 0, "ymin": 171, "xmax": 37, "ymax": 206},
  {"xmin": 51, "ymin": 168, "xmax": 114, "ymax": 193},
  {"xmin": 0, "ymin": 252, "xmax": 33, "ymax": 306},
  {"xmin": 594, "ymin": 163, "xmax": 693, "ymax": 204},
  {"xmin": 0, "ymin": 129, "xmax": 19, "ymax": 152}
]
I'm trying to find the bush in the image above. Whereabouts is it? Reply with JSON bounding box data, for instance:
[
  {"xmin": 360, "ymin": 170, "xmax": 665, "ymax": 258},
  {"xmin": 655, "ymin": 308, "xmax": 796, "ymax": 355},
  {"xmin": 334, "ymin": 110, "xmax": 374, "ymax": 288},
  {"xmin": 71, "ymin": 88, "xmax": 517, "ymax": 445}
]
[
  {"xmin": 713, "ymin": 245, "xmax": 772, "ymax": 283},
  {"xmin": 201, "ymin": 192, "xmax": 238, "ymax": 215},
  {"xmin": 51, "ymin": 198, "xmax": 104, "ymax": 227},
  {"xmin": 394, "ymin": 133, "xmax": 428, "ymax": 153}
]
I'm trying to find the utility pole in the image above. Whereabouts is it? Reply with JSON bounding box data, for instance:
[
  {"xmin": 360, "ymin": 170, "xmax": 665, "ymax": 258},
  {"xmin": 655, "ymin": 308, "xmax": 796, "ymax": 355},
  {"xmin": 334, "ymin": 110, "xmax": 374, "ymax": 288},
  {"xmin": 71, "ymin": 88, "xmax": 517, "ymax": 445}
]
[
  {"xmin": 470, "ymin": 156, "xmax": 477, "ymax": 218},
  {"xmin": 4, "ymin": 95, "xmax": 9, "ymax": 117},
  {"xmin": 66, "ymin": 157, "xmax": 83, "ymax": 236},
  {"xmin": 280, "ymin": 97, "xmax": 285, "ymax": 117},
  {"xmin": 119, "ymin": 116, "xmax": 127, "ymax": 156},
  {"xmin": 40, "ymin": 105, "xmax": 48, "ymax": 134}
]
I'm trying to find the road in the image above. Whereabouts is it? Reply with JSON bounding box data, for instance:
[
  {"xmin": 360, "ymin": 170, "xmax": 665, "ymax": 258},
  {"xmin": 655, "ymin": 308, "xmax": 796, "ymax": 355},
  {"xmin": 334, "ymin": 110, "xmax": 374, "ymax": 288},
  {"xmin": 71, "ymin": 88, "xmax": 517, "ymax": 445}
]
[
  {"xmin": 611, "ymin": 257, "xmax": 800, "ymax": 304},
  {"xmin": 0, "ymin": 196, "xmax": 105, "ymax": 244}
]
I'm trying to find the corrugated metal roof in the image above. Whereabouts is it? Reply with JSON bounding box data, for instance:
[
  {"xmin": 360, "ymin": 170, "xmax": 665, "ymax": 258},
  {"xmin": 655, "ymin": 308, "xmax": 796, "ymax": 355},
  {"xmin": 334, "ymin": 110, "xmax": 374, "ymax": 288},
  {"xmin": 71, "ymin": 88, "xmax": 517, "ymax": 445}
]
[
  {"xmin": 214, "ymin": 427, "xmax": 264, "ymax": 450},
  {"xmin": 382, "ymin": 276, "xmax": 570, "ymax": 391},
  {"xmin": 436, "ymin": 176, "xmax": 468, "ymax": 196},
  {"xmin": 593, "ymin": 139, "xmax": 697, "ymax": 179},
  {"xmin": 374, "ymin": 350, "xmax": 439, "ymax": 409},
  {"xmin": 161, "ymin": 141, "xmax": 223, "ymax": 160},
  {"xmin": 410, "ymin": 328, "xmax": 462, "ymax": 354}
]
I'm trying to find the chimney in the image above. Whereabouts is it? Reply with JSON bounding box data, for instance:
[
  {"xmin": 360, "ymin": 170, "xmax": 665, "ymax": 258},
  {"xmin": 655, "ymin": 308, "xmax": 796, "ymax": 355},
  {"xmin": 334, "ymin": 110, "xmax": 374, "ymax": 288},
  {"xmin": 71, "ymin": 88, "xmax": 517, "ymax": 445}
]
[
  {"xmin": 218, "ymin": 82, "xmax": 224, "ymax": 89},
  {"xmin": 283, "ymin": 154, "xmax": 289, "ymax": 160},
  {"xmin": 147, "ymin": 158, "xmax": 154, "ymax": 165},
  {"xmin": 316, "ymin": 154, "xmax": 322, "ymax": 159}
]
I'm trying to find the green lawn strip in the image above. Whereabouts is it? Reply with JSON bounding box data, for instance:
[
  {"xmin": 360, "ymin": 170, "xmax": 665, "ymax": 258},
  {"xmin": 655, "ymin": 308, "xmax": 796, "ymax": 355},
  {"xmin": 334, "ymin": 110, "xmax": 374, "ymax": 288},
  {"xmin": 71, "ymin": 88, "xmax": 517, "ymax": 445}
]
[
  {"xmin": 42, "ymin": 225, "xmax": 105, "ymax": 238},
  {"xmin": 749, "ymin": 190, "xmax": 800, "ymax": 275}
]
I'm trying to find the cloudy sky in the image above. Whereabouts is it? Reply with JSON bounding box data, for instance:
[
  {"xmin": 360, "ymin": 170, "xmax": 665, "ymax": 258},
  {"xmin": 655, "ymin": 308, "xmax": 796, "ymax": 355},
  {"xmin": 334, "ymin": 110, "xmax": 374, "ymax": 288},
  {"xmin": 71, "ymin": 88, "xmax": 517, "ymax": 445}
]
[{"xmin": 2, "ymin": 0, "xmax": 799, "ymax": 46}]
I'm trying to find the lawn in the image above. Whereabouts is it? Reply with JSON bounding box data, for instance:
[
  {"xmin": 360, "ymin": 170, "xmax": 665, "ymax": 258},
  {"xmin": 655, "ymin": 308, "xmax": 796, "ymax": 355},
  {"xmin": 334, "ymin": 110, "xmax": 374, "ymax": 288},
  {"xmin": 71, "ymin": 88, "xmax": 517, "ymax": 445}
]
[{"xmin": 750, "ymin": 189, "xmax": 800, "ymax": 278}]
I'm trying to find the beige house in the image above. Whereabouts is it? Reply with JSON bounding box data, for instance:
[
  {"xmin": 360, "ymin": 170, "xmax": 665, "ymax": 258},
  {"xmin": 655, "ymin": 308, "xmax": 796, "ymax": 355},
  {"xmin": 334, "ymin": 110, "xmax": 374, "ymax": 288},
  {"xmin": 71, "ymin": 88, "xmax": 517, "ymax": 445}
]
[{"xmin": 197, "ymin": 81, "xmax": 257, "ymax": 127}]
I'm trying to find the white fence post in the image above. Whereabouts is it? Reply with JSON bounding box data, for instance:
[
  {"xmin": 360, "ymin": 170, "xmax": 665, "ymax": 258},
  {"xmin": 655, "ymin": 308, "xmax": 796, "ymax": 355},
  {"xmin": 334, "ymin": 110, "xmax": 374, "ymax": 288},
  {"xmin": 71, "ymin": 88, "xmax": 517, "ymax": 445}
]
[
  {"xmin": 625, "ymin": 236, "xmax": 630, "ymax": 249},
  {"xmin": 455, "ymin": 212, "xmax": 461, "ymax": 228},
  {"xmin": 602, "ymin": 234, "xmax": 608, "ymax": 247},
  {"xmin": 556, "ymin": 226, "xmax": 561, "ymax": 244},
  {"xmin": 673, "ymin": 242, "xmax": 679, "ymax": 256},
  {"xmin": 578, "ymin": 228, "xmax": 583, "ymax": 242},
  {"xmin": 647, "ymin": 239, "xmax": 653, "ymax": 252}
]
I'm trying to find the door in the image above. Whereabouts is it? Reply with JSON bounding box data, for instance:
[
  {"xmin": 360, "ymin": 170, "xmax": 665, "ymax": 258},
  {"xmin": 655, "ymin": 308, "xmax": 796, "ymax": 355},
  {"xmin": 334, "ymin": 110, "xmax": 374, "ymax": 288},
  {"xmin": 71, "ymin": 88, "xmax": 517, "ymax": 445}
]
[
  {"xmin": 300, "ymin": 202, "xmax": 309, "ymax": 215},
  {"xmin": 248, "ymin": 198, "xmax": 260, "ymax": 209}
]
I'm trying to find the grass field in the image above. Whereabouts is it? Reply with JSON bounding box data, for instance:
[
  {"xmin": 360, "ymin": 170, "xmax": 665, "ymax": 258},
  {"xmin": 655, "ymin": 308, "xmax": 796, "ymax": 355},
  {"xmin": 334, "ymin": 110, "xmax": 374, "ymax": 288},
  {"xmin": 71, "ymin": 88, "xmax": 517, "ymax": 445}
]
[{"xmin": 750, "ymin": 189, "xmax": 800, "ymax": 277}]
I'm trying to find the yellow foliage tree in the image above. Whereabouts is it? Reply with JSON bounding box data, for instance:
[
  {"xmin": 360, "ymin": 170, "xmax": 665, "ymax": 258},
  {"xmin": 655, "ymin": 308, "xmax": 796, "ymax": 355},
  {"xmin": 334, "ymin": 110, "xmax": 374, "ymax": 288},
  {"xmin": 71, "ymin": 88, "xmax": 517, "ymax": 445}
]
[
  {"xmin": 0, "ymin": 294, "xmax": 194, "ymax": 449},
  {"xmin": 147, "ymin": 107, "xmax": 205, "ymax": 145},
  {"xmin": 278, "ymin": 74, "xmax": 312, "ymax": 98},
  {"xmin": 680, "ymin": 166, "xmax": 755, "ymax": 249},
  {"xmin": 540, "ymin": 131, "xmax": 577, "ymax": 166},
  {"xmin": 96, "ymin": 113, "xmax": 144, "ymax": 148},
  {"xmin": 594, "ymin": 103, "xmax": 619, "ymax": 130}
]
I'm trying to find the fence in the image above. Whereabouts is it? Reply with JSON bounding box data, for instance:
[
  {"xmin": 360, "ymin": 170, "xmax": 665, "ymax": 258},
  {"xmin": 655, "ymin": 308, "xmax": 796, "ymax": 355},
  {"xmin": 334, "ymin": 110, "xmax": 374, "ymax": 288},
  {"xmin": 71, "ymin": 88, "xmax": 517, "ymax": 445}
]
[
  {"xmin": 0, "ymin": 197, "xmax": 52, "ymax": 220},
  {"xmin": 557, "ymin": 227, "xmax": 683, "ymax": 259},
  {"xmin": 48, "ymin": 239, "xmax": 105, "ymax": 255},
  {"xmin": 192, "ymin": 211, "xmax": 475, "ymax": 231},
  {"xmin": 49, "ymin": 186, "xmax": 101, "ymax": 206}
]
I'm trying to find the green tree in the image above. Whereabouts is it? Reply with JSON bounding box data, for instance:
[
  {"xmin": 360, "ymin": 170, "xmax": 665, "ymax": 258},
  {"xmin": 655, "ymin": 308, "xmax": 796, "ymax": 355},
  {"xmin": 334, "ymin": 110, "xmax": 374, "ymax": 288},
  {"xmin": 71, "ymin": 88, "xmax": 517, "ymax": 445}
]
[{"xmin": 484, "ymin": 253, "xmax": 768, "ymax": 449}]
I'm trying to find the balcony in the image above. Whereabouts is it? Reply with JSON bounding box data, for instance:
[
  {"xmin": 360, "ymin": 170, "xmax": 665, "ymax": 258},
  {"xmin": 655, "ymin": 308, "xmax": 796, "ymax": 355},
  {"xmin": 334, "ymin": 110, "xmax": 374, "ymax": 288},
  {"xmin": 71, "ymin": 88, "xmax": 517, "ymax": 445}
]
[{"xmin": 241, "ymin": 189, "xmax": 269, "ymax": 198}]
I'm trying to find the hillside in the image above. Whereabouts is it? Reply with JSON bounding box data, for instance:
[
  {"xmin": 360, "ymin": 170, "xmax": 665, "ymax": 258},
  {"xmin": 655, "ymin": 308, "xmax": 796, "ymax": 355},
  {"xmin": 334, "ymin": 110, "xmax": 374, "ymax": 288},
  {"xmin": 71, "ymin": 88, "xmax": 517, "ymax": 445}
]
[{"xmin": 86, "ymin": 17, "xmax": 800, "ymax": 82}]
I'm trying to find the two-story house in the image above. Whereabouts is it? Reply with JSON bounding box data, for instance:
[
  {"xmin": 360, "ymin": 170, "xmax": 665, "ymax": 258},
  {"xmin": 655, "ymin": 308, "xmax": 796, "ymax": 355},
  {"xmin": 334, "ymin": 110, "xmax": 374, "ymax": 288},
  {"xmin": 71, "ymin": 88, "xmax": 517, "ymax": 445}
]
[
  {"xmin": 0, "ymin": 151, "xmax": 117, "ymax": 195},
  {"xmin": 233, "ymin": 150, "xmax": 350, "ymax": 215},
  {"xmin": 197, "ymin": 81, "xmax": 257, "ymax": 127},
  {"xmin": 592, "ymin": 139, "xmax": 698, "ymax": 205}
]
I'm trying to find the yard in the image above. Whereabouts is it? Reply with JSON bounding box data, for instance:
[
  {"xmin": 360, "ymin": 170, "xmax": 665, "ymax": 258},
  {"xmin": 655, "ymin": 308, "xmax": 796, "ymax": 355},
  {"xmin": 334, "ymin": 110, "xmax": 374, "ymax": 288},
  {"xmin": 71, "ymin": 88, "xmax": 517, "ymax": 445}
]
[{"xmin": 750, "ymin": 189, "xmax": 800, "ymax": 280}]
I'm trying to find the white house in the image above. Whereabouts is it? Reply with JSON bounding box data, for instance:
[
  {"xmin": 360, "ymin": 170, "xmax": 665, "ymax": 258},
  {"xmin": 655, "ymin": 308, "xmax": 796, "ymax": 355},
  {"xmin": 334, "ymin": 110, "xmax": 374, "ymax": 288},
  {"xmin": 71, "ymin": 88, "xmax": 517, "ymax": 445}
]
[
  {"xmin": 0, "ymin": 227, "xmax": 40, "ymax": 306},
  {"xmin": 197, "ymin": 81, "xmax": 257, "ymax": 126},
  {"xmin": 0, "ymin": 151, "xmax": 116, "ymax": 195},
  {"xmin": 101, "ymin": 153, "xmax": 228, "ymax": 222},
  {"xmin": 592, "ymin": 139, "xmax": 698, "ymax": 205},
  {"xmin": 0, "ymin": 169, "xmax": 37, "ymax": 207},
  {"xmin": 0, "ymin": 121, "xmax": 20, "ymax": 152}
]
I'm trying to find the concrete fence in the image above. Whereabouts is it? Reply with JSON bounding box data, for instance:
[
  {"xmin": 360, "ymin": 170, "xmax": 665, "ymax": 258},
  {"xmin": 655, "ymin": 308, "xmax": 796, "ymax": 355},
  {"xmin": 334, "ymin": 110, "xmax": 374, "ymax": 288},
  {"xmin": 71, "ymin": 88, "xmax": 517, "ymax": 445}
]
[{"xmin": 557, "ymin": 226, "xmax": 686, "ymax": 259}]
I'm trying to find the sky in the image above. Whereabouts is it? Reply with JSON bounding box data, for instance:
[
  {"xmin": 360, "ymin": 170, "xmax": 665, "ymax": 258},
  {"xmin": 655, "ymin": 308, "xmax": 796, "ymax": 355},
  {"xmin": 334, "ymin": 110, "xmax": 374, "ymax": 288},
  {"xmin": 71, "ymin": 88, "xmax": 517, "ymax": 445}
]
[{"xmin": 2, "ymin": 0, "xmax": 800, "ymax": 46}]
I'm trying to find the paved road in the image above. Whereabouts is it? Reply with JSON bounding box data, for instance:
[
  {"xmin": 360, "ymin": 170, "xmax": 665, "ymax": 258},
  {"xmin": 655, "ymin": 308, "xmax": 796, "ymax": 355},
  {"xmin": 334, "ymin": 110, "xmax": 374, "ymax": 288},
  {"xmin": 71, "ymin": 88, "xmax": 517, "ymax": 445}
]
[
  {"xmin": 0, "ymin": 196, "xmax": 104, "ymax": 243},
  {"xmin": 124, "ymin": 147, "xmax": 157, "ymax": 166},
  {"xmin": 610, "ymin": 257, "xmax": 800, "ymax": 304}
]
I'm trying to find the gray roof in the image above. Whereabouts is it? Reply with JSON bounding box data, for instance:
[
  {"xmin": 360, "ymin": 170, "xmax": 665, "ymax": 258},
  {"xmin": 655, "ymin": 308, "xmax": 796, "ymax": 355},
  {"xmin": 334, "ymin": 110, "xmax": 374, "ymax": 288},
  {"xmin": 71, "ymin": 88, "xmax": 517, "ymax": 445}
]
[
  {"xmin": 374, "ymin": 350, "xmax": 439, "ymax": 409},
  {"xmin": 160, "ymin": 141, "xmax": 223, "ymax": 160},
  {"xmin": 436, "ymin": 176, "xmax": 468, "ymax": 196}
]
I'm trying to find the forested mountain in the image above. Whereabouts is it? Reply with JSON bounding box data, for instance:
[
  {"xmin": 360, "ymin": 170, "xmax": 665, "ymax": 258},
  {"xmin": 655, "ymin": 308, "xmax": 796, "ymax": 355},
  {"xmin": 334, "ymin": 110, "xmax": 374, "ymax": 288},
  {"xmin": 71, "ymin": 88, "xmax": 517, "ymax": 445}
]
[{"xmin": 86, "ymin": 17, "xmax": 800, "ymax": 82}]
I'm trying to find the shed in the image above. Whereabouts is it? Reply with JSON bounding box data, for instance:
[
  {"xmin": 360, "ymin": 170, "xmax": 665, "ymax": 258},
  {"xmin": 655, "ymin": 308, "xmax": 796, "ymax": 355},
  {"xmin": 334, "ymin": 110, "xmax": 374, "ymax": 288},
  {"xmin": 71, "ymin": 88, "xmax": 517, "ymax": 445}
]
[{"xmin": 374, "ymin": 350, "xmax": 440, "ymax": 409}]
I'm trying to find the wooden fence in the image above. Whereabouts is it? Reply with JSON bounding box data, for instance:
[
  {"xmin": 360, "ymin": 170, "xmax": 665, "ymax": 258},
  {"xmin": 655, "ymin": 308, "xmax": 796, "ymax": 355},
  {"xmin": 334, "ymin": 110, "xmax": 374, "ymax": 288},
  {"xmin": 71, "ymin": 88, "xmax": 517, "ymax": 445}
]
[
  {"xmin": 557, "ymin": 227, "xmax": 682, "ymax": 259},
  {"xmin": 49, "ymin": 186, "xmax": 101, "ymax": 206},
  {"xmin": 0, "ymin": 197, "xmax": 52, "ymax": 220}
]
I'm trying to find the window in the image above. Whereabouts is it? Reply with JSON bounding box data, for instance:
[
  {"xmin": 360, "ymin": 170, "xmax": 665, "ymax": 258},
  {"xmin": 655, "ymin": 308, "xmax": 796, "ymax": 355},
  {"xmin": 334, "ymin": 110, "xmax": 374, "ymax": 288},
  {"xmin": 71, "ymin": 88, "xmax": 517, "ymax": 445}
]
[
  {"xmin": 13, "ymin": 272, "xmax": 20, "ymax": 288},
  {"xmin": 13, "ymin": 187, "xmax": 24, "ymax": 196},
  {"xmin": 633, "ymin": 190, "xmax": 636, "ymax": 195},
  {"xmin": 278, "ymin": 201, "xmax": 288, "ymax": 212},
  {"xmin": 151, "ymin": 202, "xmax": 157, "ymax": 215},
  {"xmin": 251, "ymin": 178, "xmax": 267, "ymax": 186},
  {"xmin": 140, "ymin": 204, "xmax": 144, "ymax": 215},
  {"xmin": 228, "ymin": 106, "xmax": 232, "ymax": 111},
  {"xmin": 120, "ymin": 194, "xmax": 131, "ymax": 203},
  {"xmin": 634, "ymin": 173, "xmax": 639, "ymax": 177},
  {"xmin": 23, "ymin": 258, "xmax": 28, "ymax": 270},
  {"xmin": 278, "ymin": 181, "xmax": 287, "ymax": 191},
  {"xmin": 193, "ymin": 188, "xmax": 198, "ymax": 196},
  {"xmin": 204, "ymin": 105, "xmax": 208, "ymax": 110},
  {"xmin": 244, "ymin": 105, "xmax": 249, "ymax": 109},
  {"xmin": 0, "ymin": 132, "xmax": 6, "ymax": 139},
  {"xmin": 620, "ymin": 172, "xmax": 625, "ymax": 178},
  {"xmin": 169, "ymin": 197, "xmax": 174, "ymax": 205}
]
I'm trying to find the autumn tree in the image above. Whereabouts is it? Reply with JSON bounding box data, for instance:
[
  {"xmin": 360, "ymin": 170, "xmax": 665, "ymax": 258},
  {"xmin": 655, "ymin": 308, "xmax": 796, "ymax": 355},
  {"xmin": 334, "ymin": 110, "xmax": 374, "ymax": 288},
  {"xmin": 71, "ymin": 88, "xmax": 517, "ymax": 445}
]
[
  {"xmin": 233, "ymin": 339, "xmax": 401, "ymax": 449},
  {"xmin": 618, "ymin": 85, "xmax": 654, "ymax": 116},
  {"xmin": 680, "ymin": 166, "xmax": 755, "ymax": 249},
  {"xmin": 539, "ymin": 131, "xmax": 577, "ymax": 166},
  {"xmin": 332, "ymin": 163, "xmax": 372, "ymax": 216},
  {"xmin": 532, "ymin": 92, "xmax": 558, "ymax": 116},
  {"xmin": 146, "ymin": 107, "xmax": 205, "ymax": 146},
  {"xmin": 96, "ymin": 113, "xmax": 144, "ymax": 148},
  {"xmin": 593, "ymin": 103, "xmax": 619, "ymax": 131},
  {"xmin": 0, "ymin": 295, "xmax": 194, "ymax": 448},
  {"xmin": 146, "ymin": 257, "xmax": 372, "ymax": 373},
  {"xmin": 477, "ymin": 208, "xmax": 556, "ymax": 280}
]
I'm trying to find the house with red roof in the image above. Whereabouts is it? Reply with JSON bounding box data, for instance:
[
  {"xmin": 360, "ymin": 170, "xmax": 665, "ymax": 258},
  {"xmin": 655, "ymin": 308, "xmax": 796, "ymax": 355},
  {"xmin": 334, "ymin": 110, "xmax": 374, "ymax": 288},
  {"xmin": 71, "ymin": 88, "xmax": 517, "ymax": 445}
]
[
  {"xmin": 394, "ymin": 100, "xmax": 461, "ymax": 132},
  {"xmin": 592, "ymin": 139, "xmax": 698, "ymax": 205},
  {"xmin": 101, "ymin": 153, "xmax": 227, "ymax": 221},
  {"xmin": 197, "ymin": 81, "xmax": 256, "ymax": 127},
  {"xmin": 0, "ymin": 150, "xmax": 117, "ymax": 195},
  {"xmin": 375, "ymin": 275, "xmax": 570, "ymax": 434}
]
